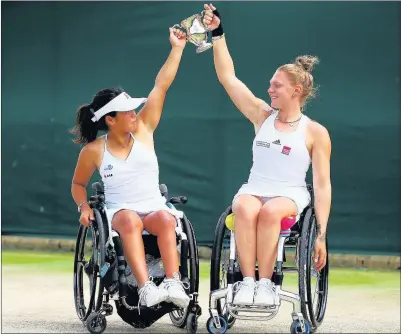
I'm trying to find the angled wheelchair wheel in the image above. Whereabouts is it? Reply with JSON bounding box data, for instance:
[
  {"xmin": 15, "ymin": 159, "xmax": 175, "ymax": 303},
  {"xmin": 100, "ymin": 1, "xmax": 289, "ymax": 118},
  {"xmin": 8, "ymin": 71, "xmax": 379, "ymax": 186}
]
[
  {"xmin": 170, "ymin": 308, "xmax": 189, "ymax": 328},
  {"xmin": 210, "ymin": 207, "xmax": 237, "ymax": 329},
  {"xmin": 298, "ymin": 208, "xmax": 329, "ymax": 331},
  {"xmin": 169, "ymin": 215, "xmax": 201, "ymax": 329},
  {"xmin": 73, "ymin": 208, "xmax": 106, "ymax": 322}
]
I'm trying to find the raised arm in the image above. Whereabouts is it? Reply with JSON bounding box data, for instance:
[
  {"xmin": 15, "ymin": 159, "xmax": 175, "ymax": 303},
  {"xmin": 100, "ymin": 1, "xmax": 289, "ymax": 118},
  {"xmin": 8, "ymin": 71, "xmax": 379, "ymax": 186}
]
[
  {"xmin": 138, "ymin": 28, "xmax": 187, "ymax": 132},
  {"xmin": 203, "ymin": 4, "xmax": 270, "ymax": 127}
]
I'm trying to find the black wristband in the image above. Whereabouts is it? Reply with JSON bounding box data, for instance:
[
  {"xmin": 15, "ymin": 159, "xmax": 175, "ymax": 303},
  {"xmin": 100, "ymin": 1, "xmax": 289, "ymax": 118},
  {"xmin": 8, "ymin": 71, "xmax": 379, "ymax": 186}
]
[{"xmin": 211, "ymin": 9, "xmax": 224, "ymax": 37}]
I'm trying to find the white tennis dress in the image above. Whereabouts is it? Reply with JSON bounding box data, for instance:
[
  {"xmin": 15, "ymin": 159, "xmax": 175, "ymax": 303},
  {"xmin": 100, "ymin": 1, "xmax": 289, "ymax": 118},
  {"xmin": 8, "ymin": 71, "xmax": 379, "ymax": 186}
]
[
  {"xmin": 99, "ymin": 134, "xmax": 183, "ymax": 225},
  {"xmin": 233, "ymin": 110, "xmax": 312, "ymax": 217}
]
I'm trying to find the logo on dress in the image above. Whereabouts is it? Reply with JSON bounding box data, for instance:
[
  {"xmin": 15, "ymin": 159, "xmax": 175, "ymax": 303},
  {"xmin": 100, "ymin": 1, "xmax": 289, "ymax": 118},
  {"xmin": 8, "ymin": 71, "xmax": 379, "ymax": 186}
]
[
  {"xmin": 256, "ymin": 141, "xmax": 270, "ymax": 148},
  {"xmin": 272, "ymin": 139, "xmax": 281, "ymax": 145},
  {"xmin": 104, "ymin": 173, "xmax": 113, "ymax": 178},
  {"xmin": 104, "ymin": 164, "xmax": 113, "ymax": 171},
  {"xmin": 281, "ymin": 146, "xmax": 291, "ymax": 155}
]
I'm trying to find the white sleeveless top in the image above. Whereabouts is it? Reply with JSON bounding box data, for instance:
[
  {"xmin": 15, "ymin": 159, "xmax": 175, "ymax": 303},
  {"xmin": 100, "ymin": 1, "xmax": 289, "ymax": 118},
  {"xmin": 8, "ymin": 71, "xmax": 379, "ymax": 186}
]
[
  {"xmin": 234, "ymin": 110, "xmax": 311, "ymax": 213},
  {"xmin": 99, "ymin": 134, "xmax": 167, "ymax": 213},
  {"xmin": 249, "ymin": 110, "xmax": 311, "ymax": 187}
]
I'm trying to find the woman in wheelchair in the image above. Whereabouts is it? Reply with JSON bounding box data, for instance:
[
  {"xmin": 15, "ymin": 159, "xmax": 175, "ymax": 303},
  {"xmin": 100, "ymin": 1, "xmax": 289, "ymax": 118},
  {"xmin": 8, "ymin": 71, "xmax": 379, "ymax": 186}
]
[
  {"xmin": 203, "ymin": 4, "xmax": 332, "ymax": 307},
  {"xmin": 70, "ymin": 28, "xmax": 191, "ymax": 310}
]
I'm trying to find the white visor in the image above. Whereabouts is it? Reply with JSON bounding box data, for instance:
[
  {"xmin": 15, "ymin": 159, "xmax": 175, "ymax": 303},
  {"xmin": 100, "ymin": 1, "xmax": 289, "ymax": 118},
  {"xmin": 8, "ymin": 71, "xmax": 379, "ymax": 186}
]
[{"xmin": 91, "ymin": 92, "xmax": 147, "ymax": 122}]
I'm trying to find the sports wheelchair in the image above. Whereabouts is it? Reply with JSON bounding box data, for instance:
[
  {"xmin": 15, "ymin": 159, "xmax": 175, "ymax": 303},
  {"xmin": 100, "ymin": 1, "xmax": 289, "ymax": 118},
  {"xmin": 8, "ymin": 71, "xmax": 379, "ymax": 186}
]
[
  {"xmin": 206, "ymin": 185, "xmax": 329, "ymax": 334},
  {"xmin": 73, "ymin": 182, "xmax": 202, "ymax": 334}
]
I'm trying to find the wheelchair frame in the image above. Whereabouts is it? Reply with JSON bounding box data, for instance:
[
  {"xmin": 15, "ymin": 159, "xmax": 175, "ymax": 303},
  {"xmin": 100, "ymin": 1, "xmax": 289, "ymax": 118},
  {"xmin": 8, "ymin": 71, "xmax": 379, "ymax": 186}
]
[
  {"xmin": 206, "ymin": 185, "xmax": 329, "ymax": 334},
  {"xmin": 73, "ymin": 182, "xmax": 202, "ymax": 334}
]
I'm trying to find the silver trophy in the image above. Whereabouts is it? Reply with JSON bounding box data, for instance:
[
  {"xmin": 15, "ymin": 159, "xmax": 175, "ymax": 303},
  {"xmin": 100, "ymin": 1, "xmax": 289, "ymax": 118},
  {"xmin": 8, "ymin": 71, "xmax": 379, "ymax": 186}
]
[{"xmin": 173, "ymin": 11, "xmax": 212, "ymax": 53}]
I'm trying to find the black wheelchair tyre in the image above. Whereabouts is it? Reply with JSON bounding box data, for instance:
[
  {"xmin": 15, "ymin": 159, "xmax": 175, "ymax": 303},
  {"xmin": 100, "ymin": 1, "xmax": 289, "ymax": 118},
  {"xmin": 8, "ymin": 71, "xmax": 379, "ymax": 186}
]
[
  {"xmin": 73, "ymin": 208, "xmax": 106, "ymax": 322},
  {"xmin": 290, "ymin": 319, "xmax": 311, "ymax": 334},
  {"xmin": 86, "ymin": 312, "xmax": 107, "ymax": 334},
  {"xmin": 298, "ymin": 208, "xmax": 329, "ymax": 331},
  {"xmin": 206, "ymin": 316, "xmax": 228, "ymax": 334},
  {"xmin": 210, "ymin": 207, "xmax": 237, "ymax": 329},
  {"xmin": 186, "ymin": 313, "xmax": 198, "ymax": 334},
  {"xmin": 169, "ymin": 305, "xmax": 190, "ymax": 327},
  {"xmin": 169, "ymin": 215, "xmax": 200, "ymax": 328}
]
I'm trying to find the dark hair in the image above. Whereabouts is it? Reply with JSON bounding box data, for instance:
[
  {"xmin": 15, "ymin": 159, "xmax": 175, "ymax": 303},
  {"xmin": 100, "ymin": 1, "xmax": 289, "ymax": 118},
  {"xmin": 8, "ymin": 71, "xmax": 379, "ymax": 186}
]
[{"xmin": 70, "ymin": 87, "xmax": 123, "ymax": 144}]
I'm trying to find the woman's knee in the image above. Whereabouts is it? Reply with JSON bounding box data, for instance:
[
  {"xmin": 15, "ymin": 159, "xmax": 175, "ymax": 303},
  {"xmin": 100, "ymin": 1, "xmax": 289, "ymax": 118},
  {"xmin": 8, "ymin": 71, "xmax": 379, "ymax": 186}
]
[
  {"xmin": 232, "ymin": 195, "xmax": 262, "ymax": 227},
  {"xmin": 112, "ymin": 210, "xmax": 144, "ymax": 234},
  {"xmin": 156, "ymin": 211, "xmax": 176, "ymax": 231},
  {"xmin": 143, "ymin": 210, "xmax": 176, "ymax": 236},
  {"xmin": 258, "ymin": 197, "xmax": 297, "ymax": 225}
]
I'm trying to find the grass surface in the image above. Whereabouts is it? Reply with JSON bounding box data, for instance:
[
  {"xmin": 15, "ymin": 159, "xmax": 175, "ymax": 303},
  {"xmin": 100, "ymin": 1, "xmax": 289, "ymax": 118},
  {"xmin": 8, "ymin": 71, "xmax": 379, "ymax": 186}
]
[{"xmin": 3, "ymin": 250, "xmax": 399, "ymax": 289}]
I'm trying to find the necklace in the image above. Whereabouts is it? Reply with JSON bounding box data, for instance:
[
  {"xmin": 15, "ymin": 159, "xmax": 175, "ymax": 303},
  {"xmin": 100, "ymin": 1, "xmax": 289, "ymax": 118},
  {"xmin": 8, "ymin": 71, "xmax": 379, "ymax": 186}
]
[{"xmin": 276, "ymin": 115, "xmax": 302, "ymax": 127}]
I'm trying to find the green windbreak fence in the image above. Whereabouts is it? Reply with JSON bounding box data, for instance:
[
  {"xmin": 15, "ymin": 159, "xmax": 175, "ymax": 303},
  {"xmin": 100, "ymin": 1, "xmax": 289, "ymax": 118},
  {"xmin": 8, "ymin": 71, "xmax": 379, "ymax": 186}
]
[{"xmin": 2, "ymin": 2, "xmax": 400, "ymax": 254}]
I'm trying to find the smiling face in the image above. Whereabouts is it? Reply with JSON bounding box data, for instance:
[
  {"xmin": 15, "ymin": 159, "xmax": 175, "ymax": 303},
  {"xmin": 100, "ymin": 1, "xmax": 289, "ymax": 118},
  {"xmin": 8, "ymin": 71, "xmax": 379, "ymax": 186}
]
[{"xmin": 267, "ymin": 70, "xmax": 302, "ymax": 110}]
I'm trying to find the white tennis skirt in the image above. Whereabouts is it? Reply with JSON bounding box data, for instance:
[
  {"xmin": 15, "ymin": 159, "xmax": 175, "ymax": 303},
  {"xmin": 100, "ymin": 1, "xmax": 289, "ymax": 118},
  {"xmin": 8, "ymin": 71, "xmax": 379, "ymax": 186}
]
[
  {"xmin": 104, "ymin": 201, "xmax": 184, "ymax": 228},
  {"xmin": 233, "ymin": 182, "xmax": 311, "ymax": 220}
]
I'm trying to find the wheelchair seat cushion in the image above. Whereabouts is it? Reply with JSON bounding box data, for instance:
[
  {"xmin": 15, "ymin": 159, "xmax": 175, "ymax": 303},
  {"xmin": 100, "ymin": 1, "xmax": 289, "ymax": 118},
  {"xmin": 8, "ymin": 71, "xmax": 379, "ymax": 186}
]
[{"xmin": 225, "ymin": 213, "xmax": 297, "ymax": 231}]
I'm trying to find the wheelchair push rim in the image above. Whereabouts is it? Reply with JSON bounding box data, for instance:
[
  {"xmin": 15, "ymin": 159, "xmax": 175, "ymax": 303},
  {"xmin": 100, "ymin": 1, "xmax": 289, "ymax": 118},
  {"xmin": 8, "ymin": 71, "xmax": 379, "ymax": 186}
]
[
  {"xmin": 73, "ymin": 209, "xmax": 106, "ymax": 322},
  {"xmin": 298, "ymin": 208, "xmax": 329, "ymax": 330},
  {"xmin": 210, "ymin": 208, "xmax": 237, "ymax": 329}
]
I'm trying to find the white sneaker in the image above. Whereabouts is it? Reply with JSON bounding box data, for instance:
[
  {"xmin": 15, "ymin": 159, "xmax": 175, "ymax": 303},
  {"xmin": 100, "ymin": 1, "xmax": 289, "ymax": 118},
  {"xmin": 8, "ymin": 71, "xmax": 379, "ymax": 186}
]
[
  {"xmin": 159, "ymin": 274, "xmax": 190, "ymax": 309},
  {"xmin": 253, "ymin": 278, "xmax": 279, "ymax": 307},
  {"xmin": 232, "ymin": 277, "xmax": 256, "ymax": 306},
  {"xmin": 138, "ymin": 281, "xmax": 169, "ymax": 308}
]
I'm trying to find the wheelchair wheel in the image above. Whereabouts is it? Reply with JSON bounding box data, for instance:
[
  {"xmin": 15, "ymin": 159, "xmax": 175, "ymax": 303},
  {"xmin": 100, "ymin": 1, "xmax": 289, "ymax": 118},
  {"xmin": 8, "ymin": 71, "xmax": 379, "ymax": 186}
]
[
  {"xmin": 86, "ymin": 311, "xmax": 107, "ymax": 334},
  {"xmin": 298, "ymin": 208, "xmax": 329, "ymax": 331},
  {"xmin": 73, "ymin": 208, "xmax": 106, "ymax": 322},
  {"xmin": 170, "ymin": 308, "xmax": 189, "ymax": 328},
  {"xmin": 169, "ymin": 216, "xmax": 200, "ymax": 329},
  {"xmin": 210, "ymin": 207, "xmax": 237, "ymax": 329}
]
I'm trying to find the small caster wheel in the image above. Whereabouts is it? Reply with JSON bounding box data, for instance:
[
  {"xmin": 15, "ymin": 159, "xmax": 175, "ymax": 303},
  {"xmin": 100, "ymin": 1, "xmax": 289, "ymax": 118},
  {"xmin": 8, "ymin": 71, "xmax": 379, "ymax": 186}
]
[
  {"xmin": 86, "ymin": 312, "xmax": 107, "ymax": 334},
  {"xmin": 290, "ymin": 319, "xmax": 311, "ymax": 334},
  {"xmin": 206, "ymin": 316, "xmax": 228, "ymax": 334},
  {"xmin": 186, "ymin": 313, "xmax": 198, "ymax": 334},
  {"xmin": 102, "ymin": 303, "xmax": 113, "ymax": 316}
]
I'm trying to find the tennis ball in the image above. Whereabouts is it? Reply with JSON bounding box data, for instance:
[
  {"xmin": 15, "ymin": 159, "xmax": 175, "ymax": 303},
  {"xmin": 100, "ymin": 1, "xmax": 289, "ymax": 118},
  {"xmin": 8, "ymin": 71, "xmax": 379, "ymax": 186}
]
[{"xmin": 225, "ymin": 213, "xmax": 235, "ymax": 231}]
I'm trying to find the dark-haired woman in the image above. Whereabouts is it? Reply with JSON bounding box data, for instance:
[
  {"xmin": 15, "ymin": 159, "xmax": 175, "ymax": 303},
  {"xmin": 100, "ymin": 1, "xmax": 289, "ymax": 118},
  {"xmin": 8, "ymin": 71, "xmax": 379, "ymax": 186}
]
[{"xmin": 70, "ymin": 28, "xmax": 190, "ymax": 309}]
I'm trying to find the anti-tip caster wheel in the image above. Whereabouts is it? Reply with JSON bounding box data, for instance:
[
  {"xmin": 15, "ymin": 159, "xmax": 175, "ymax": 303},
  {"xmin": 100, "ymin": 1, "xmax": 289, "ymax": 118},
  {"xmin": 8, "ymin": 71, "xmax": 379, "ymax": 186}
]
[
  {"xmin": 290, "ymin": 319, "xmax": 311, "ymax": 334},
  {"xmin": 206, "ymin": 316, "xmax": 228, "ymax": 334},
  {"xmin": 186, "ymin": 313, "xmax": 198, "ymax": 334},
  {"xmin": 86, "ymin": 312, "xmax": 107, "ymax": 334}
]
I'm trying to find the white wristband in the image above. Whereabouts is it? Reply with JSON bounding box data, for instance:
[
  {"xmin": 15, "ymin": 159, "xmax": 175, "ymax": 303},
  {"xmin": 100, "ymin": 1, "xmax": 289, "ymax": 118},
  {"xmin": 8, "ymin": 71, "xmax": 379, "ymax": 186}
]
[{"xmin": 77, "ymin": 201, "xmax": 88, "ymax": 212}]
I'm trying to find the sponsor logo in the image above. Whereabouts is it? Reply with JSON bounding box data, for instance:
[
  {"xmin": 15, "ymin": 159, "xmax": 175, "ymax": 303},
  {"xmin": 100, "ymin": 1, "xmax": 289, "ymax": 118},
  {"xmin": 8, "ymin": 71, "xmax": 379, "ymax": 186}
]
[
  {"xmin": 281, "ymin": 146, "xmax": 291, "ymax": 155},
  {"xmin": 256, "ymin": 141, "xmax": 270, "ymax": 148}
]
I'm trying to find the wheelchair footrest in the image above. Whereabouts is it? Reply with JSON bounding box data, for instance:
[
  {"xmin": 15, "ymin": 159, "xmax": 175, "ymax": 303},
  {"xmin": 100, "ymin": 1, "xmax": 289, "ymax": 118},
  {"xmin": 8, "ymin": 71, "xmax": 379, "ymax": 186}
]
[
  {"xmin": 226, "ymin": 303, "xmax": 279, "ymax": 321},
  {"xmin": 230, "ymin": 304, "xmax": 278, "ymax": 312}
]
